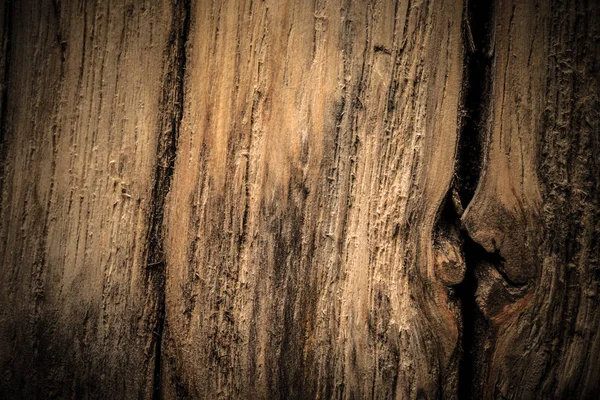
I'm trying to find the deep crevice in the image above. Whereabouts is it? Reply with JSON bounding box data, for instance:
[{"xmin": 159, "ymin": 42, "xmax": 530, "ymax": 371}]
[
  {"xmin": 456, "ymin": 0, "xmax": 494, "ymax": 207},
  {"xmin": 454, "ymin": 0, "xmax": 495, "ymax": 399},
  {"xmin": 146, "ymin": 1, "xmax": 191, "ymax": 399},
  {"xmin": 455, "ymin": 235, "xmax": 492, "ymax": 400}
]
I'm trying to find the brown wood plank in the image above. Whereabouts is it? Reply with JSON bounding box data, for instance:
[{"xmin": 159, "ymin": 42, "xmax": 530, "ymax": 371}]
[
  {"xmin": 462, "ymin": 0, "xmax": 600, "ymax": 398},
  {"xmin": 162, "ymin": 0, "xmax": 465, "ymax": 398},
  {"xmin": 0, "ymin": 1, "xmax": 176, "ymax": 397}
]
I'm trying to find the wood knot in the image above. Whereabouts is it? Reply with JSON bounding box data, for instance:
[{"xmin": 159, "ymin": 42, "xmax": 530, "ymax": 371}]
[{"xmin": 462, "ymin": 197, "xmax": 539, "ymax": 286}]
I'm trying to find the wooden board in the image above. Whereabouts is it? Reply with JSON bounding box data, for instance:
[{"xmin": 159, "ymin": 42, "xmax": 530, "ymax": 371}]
[
  {"xmin": 462, "ymin": 0, "xmax": 600, "ymax": 398},
  {"xmin": 162, "ymin": 0, "xmax": 465, "ymax": 398},
  {"xmin": 0, "ymin": 1, "xmax": 175, "ymax": 397}
]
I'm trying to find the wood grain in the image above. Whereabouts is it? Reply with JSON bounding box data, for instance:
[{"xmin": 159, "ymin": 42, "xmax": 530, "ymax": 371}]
[
  {"xmin": 162, "ymin": 0, "xmax": 465, "ymax": 398},
  {"xmin": 1, "ymin": 0, "xmax": 598, "ymax": 399},
  {"xmin": 0, "ymin": 1, "xmax": 175, "ymax": 397},
  {"xmin": 463, "ymin": 0, "xmax": 600, "ymax": 398}
]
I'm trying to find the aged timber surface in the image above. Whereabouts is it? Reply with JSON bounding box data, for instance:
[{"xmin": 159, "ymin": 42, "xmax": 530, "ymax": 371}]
[
  {"xmin": 0, "ymin": 0, "xmax": 599, "ymax": 399},
  {"xmin": 162, "ymin": 0, "xmax": 465, "ymax": 398},
  {"xmin": 462, "ymin": 0, "xmax": 600, "ymax": 398},
  {"xmin": 0, "ymin": 1, "xmax": 177, "ymax": 398}
]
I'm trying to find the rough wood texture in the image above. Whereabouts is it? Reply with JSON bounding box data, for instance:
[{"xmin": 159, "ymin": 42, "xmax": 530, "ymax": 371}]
[
  {"xmin": 0, "ymin": 1, "xmax": 175, "ymax": 397},
  {"xmin": 162, "ymin": 0, "xmax": 465, "ymax": 398},
  {"xmin": 1, "ymin": 0, "xmax": 599, "ymax": 399},
  {"xmin": 463, "ymin": 0, "xmax": 600, "ymax": 398}
]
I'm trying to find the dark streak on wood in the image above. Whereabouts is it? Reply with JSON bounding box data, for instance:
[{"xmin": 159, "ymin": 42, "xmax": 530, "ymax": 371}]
[{"xmin": 146, "ymin": 1, "xmax": 191, "ymax": 399}]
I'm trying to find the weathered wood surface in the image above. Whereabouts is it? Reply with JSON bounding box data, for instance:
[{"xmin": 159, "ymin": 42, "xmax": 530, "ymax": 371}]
[
  {"xmin": 463, "ymin": 0, "xmax": 600, "ymax": 398},
  {"xmin": 163, "ymin": 0, "xmax": 465, "ymax": 398},
  {"xmin": 0, "ymin": 1, "xmax": 175, "ymax": 397},
  {"xmin": 0, "ymin": 0, "xmax": 599, "ymax": 399}
]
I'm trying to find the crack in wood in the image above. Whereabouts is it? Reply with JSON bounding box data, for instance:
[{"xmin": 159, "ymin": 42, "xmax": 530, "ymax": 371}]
[
  {"xmin": 454, "ymin": 0, "xmax": 494, "ymax": 398},
  {"xmin": 146, "ymin": 1, "xmax": 191, "ymax": 399}
]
